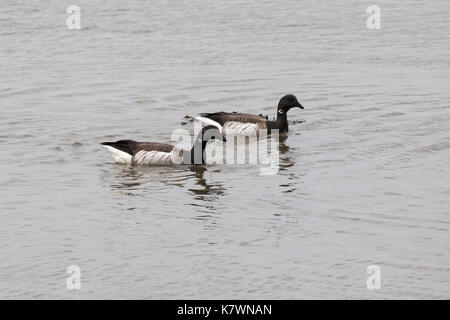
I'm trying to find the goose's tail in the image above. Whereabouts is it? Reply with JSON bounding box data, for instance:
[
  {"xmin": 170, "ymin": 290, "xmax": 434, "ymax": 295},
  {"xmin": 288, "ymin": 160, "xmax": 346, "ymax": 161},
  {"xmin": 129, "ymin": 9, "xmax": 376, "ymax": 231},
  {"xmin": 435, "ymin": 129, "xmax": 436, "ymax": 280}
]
[{"xmin": 101, "ymin": 141, "xmax": 133, "ymax": 164}]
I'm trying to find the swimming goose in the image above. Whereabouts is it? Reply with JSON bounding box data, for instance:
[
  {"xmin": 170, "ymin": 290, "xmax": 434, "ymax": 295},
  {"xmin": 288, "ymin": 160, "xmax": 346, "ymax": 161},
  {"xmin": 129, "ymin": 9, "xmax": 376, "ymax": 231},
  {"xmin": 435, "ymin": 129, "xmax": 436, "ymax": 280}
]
[
  {"xmin": 195, "ymin": 94, "xmax": 304, "ymax": 136},
  {"xmin": 101, "ymin": 125, "xmax": 225, "ymax": 165}
]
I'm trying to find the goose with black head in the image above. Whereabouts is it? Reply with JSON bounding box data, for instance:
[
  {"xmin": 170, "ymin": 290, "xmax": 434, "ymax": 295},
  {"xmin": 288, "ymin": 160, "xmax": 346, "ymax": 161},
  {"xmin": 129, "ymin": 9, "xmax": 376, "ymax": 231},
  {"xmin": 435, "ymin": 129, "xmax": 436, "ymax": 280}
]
[
  {"xmin": 195, "ymin": 94, "xmax": 304, "ymax": 136},
  {"xmin": 101, "ymin": 125, "xmax": 225, "ymax": 165}
]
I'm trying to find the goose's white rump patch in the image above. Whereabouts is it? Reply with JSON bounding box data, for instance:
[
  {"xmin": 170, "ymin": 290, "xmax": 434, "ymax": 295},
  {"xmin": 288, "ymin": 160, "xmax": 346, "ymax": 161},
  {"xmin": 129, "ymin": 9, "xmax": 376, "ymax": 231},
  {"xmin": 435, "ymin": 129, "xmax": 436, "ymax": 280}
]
[
  {"xmin": 102, "ymin": 145, "xmax": 132, "ymax": 164},
  {"xmin": 194, "ymin": 117, "xmax": 223, "ymax": 132},
  {"xmin": 223, "ymin": 121, "xmax": 260, "ymax": 136}
]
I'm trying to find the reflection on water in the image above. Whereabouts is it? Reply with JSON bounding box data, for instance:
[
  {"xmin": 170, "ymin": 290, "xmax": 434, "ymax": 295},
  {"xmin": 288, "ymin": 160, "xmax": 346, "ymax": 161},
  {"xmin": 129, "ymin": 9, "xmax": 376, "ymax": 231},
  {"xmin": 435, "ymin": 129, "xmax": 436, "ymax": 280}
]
[
  {"xmin": 278, "ymin": 134, "xmax": 296, "ymax": 170},
  {"xmin": 188, "ymin": 165, "xmax": 225, "ymax": 200},
  {"xmin": 102, "ymin": 162, "xmax": 226, "ymax": 199},
  {"xmin": 278, "ymin": 135, "xmax": 302, "ymax": 193},
  {"xmin": 108, "ymin": 164, "xmax": 145, "ymax": 190},
  {"xmin": 101, "ymin": 162, "xmax": 228, "ymax": 230}
]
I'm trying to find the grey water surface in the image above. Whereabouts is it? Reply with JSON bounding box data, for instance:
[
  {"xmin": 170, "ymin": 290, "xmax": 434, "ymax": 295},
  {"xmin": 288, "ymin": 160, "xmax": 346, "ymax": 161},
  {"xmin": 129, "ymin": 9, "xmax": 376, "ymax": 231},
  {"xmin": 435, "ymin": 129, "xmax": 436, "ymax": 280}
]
[{"xmin": 0, "ymin": 0, "xmax": 449, "ymax": 299}]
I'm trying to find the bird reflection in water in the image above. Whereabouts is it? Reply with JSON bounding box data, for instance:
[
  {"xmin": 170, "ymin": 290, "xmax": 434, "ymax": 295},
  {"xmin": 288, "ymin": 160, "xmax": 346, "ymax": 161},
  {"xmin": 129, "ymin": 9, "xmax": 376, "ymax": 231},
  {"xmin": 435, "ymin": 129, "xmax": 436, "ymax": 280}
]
[
  {"xmin": 278, "ymin": 134, "xmax": 295, "ymax": 171},
  {"xmin": 186, "ymin": 165, "xmax": 226, "ymax": 229},
  {"xmin": 277, "ymin": 134, "xmax": 301, "ymax": 194},
  {"xmin": 187, "ymin": 165, "xmax": 225, "ymax": 200},
  {"xmin": 108, "ymin": 164, "xmax": 145, "ymax": 192},
  {"xmin": 104, "ymin": 163, "xmax": 225, "ymax": 201}
]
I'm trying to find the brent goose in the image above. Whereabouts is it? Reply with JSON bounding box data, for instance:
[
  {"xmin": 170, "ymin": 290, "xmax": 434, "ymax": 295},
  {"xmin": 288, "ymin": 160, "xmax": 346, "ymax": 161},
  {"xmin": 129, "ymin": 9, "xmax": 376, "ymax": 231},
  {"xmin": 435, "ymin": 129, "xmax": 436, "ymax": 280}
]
[
  {"xmin": 195, "ymin": 94, "xmax": 304, "ymax": 136},
  {"xmin": 101, "ymin": 125, "xmax": 225, "ymax": 165}
]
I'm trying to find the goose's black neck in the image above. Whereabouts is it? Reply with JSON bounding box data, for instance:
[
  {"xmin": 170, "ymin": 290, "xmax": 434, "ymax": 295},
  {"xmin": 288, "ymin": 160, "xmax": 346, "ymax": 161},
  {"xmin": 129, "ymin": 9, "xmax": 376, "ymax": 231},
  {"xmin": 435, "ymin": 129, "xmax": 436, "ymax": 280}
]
[
  {"xmin": 184, "ymin": 125, "xmax": 225, "ymax": 165},
  {"xmin": 267, "ymin": 111, "xmax": 289, "ymax": 132},
  {"xmin": 186, "ymin": 135, "xmax": 207, "ymax": 165}
]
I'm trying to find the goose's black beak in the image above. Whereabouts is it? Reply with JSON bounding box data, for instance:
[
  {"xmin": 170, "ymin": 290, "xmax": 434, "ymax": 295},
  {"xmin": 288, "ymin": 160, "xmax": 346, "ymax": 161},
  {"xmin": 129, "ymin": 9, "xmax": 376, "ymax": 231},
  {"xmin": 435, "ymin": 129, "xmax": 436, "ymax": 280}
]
[{"xmin": 297, "ymin": 103, "xmax": 304, "ymax": 109}]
